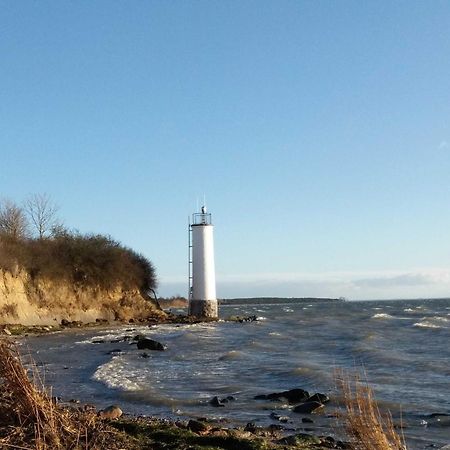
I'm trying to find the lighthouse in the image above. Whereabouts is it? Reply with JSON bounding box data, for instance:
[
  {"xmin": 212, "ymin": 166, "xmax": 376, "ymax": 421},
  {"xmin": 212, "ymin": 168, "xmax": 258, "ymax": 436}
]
[{"xmin": 188, "ymin": 206, "xmax": 218, "ymax": 318}]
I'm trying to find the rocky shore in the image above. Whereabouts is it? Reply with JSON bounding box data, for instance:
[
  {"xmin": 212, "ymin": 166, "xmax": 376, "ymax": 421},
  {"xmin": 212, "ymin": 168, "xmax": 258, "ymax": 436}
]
[{"xmin": 0, "ymin": 316, "xmax": 354, "ymax": 450}]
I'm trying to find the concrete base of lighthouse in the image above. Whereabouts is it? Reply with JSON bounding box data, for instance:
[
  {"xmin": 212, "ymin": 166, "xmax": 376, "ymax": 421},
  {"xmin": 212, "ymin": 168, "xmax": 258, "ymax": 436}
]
[{"xmin": 188, "ymin": 299, "xmax": 218, "ymax": 318}]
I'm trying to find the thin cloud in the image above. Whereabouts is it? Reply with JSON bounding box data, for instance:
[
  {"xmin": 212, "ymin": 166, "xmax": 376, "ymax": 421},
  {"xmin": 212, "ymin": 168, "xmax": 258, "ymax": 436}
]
[{"xmin": 158, "ymin": 268, "xmax": 450, "ymax": 300}]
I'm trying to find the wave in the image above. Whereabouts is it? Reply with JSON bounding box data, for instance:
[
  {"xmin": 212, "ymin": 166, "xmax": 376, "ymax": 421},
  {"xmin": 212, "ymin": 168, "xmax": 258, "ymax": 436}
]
[
  {"xmin": 218, "ymin": 350, "xmax": 245, "ymax": 361},
  {"xmin": 413, "ymin": 316, "xmax": 449, "ymax": 330},
  {"xmin": 92, "ymin": 355, "xmax": 144, "ymax": 391},
  {"xmin": 372, "ymin": 313, "xmax": 395, "ymax": 319}
]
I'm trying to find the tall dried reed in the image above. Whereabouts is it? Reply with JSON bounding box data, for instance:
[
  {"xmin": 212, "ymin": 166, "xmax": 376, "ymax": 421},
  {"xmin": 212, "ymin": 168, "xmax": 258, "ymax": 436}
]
[
  {"xmin": 0, "ymin": 339, "xmax": 120, "ymax": 449},
  {"xmin": 336, "ymin": 370, "xmax": 407, "ymax": 450}
]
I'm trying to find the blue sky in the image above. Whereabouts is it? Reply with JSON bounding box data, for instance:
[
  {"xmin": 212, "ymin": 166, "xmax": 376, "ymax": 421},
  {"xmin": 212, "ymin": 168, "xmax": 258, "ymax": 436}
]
[{"xmin": 1, "ymin": 1, "xmax": 450, "ymax": 299}]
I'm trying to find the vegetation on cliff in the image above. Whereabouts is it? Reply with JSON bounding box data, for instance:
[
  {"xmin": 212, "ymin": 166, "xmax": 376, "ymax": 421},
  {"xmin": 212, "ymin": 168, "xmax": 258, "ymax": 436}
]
[
  {"xmin": 0, "ymin": 195, "xmax": 156, "ymax": 295},
  {"xmin": 0, "ymin": 196, "xmax": 160, "ymax": 324}
]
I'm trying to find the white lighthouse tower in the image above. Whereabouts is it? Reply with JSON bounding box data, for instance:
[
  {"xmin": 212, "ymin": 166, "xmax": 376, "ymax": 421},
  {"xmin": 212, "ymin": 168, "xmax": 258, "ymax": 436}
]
[{"xmin": 188, "ymin": 206, "xmax": 218, "ymax": 318}]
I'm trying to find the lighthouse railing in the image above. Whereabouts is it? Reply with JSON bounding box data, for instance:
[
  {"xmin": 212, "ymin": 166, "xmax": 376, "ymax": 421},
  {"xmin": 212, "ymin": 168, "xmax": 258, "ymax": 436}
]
[{"xmin": 192, "ymin": 212, "xmax": 212, "ymax": 225}]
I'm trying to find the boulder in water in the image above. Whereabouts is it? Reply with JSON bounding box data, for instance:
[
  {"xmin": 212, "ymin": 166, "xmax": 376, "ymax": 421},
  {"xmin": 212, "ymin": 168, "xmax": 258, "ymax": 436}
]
[
  {"xmin": 306, "ymin": 393, "xmax": 330, "ymax": 404},
  {"xmin": 292, "ymin": 401, "xmax": 324, "ymax": 414},
  {"xmin": 209, "ymin": 396, "xmax": 225, "ymax": 407},
  {"xmin": 136, "ymin": 338, "xmax": 164, "ymax": 351},
  {"xmin": 255, "ymin": 388, "xmax": 309, "ymax": 404}
]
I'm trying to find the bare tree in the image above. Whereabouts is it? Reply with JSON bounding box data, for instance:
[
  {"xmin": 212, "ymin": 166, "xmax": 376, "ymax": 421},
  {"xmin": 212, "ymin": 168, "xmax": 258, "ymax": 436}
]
[
  {"xmin": 0, "ymin": 199, "xmax": 29, "ymax": 239},
  {"xmin": 24, "ymin": 193, "xmax": 59, "ymax": 239}
]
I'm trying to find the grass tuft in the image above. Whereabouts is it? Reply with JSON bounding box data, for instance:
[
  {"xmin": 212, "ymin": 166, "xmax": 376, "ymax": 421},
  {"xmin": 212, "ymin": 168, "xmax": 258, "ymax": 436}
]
[
  {"xmin": 336, "ymin": 370, "xmax": 407, "ymax": 450},
  {"xmin": 0, "ymin": 338, "xmax": 130, "ymax": 449}
]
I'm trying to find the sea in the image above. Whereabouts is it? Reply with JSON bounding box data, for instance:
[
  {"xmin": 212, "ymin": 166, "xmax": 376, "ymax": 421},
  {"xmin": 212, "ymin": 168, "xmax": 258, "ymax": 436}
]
[{"xmin": 20, "ymin": 298, "xmax": 450, "ymax": 449}]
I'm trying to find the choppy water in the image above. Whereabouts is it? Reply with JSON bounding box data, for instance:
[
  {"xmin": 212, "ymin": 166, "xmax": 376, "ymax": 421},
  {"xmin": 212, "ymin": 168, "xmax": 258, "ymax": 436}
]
[{"xmin": 21, "ymin": 298, "xmax": 450, "ymax": 449}]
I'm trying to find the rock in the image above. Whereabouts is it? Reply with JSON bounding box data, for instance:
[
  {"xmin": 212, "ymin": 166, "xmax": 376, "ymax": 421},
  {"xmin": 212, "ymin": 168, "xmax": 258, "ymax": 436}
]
[
  {"xmin": 302, "ymin": 417, "xmax": 314, "ymax": 423},
  {"xmin": 254, "ymin": 394, "xmax": 268, "ymax": 400},
  {"xmin": 69, "ymin": 399, "xmax": 80, "ymax": 404},
  {"xmin": 238, "ymin": 315, "xmax": 258, "ymax": 323},
  {"xmin": 244, "ymin": 422, "xmax": 257, "ymax": 433},
  {"xmin": 61, "ymin": 319, "xmax": 70, "ymax": 326},
  {"xmin": 293, "ymin": 401, "xmax": 324, "ymax": 414},
  {"xmin": 187, "ymin": 419, "xmax": 209, "ymax": 433},
  {"xmin": 136, "ymin": 338, "xmax": 164, "ymax": 351},
  {"xmin": 210, "ymin": 396, "xmax": 225, "ymax": 407},
  {"xmin": 98, "ymin": 405, "xmax": 123, "ymax": 419},
  {"xmin": 260, "ymin": 388, "xmax": 309, "ymax": 404},
  {"xmin": 133, "ymin": 334, "xmax": 146, "ymax": 341},
  {"xmin": 279, "ymin": 433, "xmax": 321, "ymax": 446},
  {"xmin": 3, "ymin": 328, "xmax": 11, "ymax": 335},
  {"xmin": 140, "ymin": 352, "xmax": 150, "ymax": 358},
  {"xmin": 270, "ymin": 412, "xmax": 289, "ymax": 423},
  {"xmin": 307, "ymin": 393, "xmax": 330, "ymax": 404},
  {"xmin": 107, "ymin": 349, "xmax": 122, "ymax": 355}
]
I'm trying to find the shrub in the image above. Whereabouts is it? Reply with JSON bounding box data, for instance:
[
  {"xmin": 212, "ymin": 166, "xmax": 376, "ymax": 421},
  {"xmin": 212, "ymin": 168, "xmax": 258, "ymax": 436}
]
[{"xmin": 0, "ymin": 231, "xmax": 157, "ymax": 294}]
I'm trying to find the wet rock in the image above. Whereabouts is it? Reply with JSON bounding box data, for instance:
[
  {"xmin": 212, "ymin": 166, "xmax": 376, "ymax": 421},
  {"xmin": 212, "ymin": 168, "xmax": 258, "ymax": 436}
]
[
  {"xmin": 279, "ymin": 433, "xmax": 321, "ymax": 446},
  {"xmin": 238, "ymin": 315, "xmax": 258, "ymax": 323},
  {"xmin": 302, "ymin": 417, "xmax": 314, "ymax": 423},
  {"xmin": 210, "ymin": 396, "xmax": 225, "ymax": 407},
  {"xmin": 98, "ymin": 405, "xmax": 123, "ymax": 419},
  {"xmin": 136, "ymin": 338, "xmax": 164, "ymax": 351},
  {"xmin": 69, "ymin": 399, "xmax": 80, "ymax": 404},
  {"xmin": 307, "ymin": 392, "xmax": 330, "ymax": 404},
  {"xmin": 92, "ymin": 339, "xmax": 105, "ymax": 344},
  {"xmin": 270, "ymin": 412, "xmax": 289, "ymax": 423},
  {"xmin": 187, "ymin": 419, "xmax": 209, "ymax": 433},
  {"xmin": 256, "ymin": 388, "xmax": 309, "ymax": 404},
  {"xmin": 107, "ymin": 349, "xmax": 122, "ymax": 355},
  {"xmin": 293, "ymin": 401, "xmax": 324, "ymax": 414},
  {"xmin": 133, "ymin": 334, "xmax": 146, "ymax": 341},
  {"xmin": 96, "ymin": 318, "xmax": 108, "ymax": 324},
  {"xmin": 244, "ymin": 422, "xmax": 257, "ymax": 433},
  {"xmin": 226, "ymin": 395, "xmax": 236, "ymax": 401},
  {"xmin": 140, "ymin": 352, "xmax": 150, "ymax": 358}
]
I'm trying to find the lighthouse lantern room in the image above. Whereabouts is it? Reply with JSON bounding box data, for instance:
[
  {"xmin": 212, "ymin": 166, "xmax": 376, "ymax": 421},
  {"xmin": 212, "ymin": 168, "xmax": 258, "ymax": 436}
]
[{"xmin": 188, "ymin": 206, "xmax": 218, "ymax": 318}]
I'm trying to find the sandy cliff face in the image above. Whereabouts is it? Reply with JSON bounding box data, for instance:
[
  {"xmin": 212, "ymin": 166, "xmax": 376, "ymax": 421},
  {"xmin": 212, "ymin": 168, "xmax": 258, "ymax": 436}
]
[{"xmin": 0, "ymin": 269, "xmax": 164, "ymax": 325}]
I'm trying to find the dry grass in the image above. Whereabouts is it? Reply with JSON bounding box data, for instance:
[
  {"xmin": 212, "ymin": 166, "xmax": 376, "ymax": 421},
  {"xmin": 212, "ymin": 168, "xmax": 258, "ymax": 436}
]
[
  {"xmin": 336, "ymin": 370, "xmax": 407, "ymax": 450},
  {"xmin": 0, "ymin": 338, "xmax": 130, "ymax": 450}
]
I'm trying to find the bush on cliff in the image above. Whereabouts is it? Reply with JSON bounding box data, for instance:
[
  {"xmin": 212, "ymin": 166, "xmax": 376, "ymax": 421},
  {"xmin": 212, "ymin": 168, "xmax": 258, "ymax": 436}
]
[{"xmin": 0, "ymin": 231, "xmax": 156, "ymax": 294}]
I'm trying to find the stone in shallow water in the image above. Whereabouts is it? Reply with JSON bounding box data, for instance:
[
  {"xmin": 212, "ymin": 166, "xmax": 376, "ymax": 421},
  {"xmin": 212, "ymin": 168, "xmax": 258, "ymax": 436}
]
[
  {"xmin": 292, "ymin": 401, "xmax": 324, "ymax": 414},
  {"xmin": 210, "ymin": 396, "xmax": 225, "ymax": 407},
  {"xmin": 136, "ymin": 338, "xmax": 164, "ymax": 351},
  {"xmin": 306, "ymin": 392, "xmax": 330, "ymax": 404},
  {"xmin": 255, "ymin": 388, "xmax": 310, "ymax": 404}
]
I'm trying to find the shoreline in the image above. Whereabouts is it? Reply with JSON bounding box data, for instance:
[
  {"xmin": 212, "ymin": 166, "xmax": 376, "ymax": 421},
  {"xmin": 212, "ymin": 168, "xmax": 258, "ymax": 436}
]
[{"xmin": 0, "ymin": 334, "xmax": 350, "ymax": 450}]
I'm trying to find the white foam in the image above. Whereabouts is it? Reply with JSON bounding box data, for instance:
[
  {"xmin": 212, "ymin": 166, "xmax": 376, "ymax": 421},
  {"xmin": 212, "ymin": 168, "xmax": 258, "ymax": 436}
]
[
  {"xmin": 372, "ymin": 313, "xmax": 394, "ymax": 319},
  {"xmin": 92, "ymin": 355, "xmax": 144, "ymax": 391},
  {"xmin": 413, "ymin": 316, "xmax": 449, "ymax": 329}
]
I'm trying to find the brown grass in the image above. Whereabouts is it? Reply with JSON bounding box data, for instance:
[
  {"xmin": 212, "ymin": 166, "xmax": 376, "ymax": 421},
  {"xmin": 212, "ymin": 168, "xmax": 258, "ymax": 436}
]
[
  {"xmin": 0, "ymin": 339, "xmax": 130, "ymax": 449},
  {"xmin": 336, "ymin": 370, "xmax": 407, "ymax": 450}
]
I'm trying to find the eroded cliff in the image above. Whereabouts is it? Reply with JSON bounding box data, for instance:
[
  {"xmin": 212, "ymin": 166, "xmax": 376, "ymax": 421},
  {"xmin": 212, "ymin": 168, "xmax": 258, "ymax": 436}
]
[{"xmin": 0, "ymin": 268, "xmax": 164, "ymax": 326}]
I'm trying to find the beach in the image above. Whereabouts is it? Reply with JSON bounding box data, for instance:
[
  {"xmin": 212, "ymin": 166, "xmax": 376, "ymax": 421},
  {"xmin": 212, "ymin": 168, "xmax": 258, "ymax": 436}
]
[{"xmin": 14, "ymin": 298, "xmax": 450, "ymax": 449}]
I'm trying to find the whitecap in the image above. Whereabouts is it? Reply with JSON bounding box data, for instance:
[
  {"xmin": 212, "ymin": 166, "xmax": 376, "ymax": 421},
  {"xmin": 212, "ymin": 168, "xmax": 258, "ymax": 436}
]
[
  {"xmin": 413, "ymin": 317, "xmax": 449, "ymax": 329},
  {"xmin": 372, "ymin": 313, "xmax": 394, "ymax": 319},
  {"xmin": 92, "ymin": 355, "xmax": 144, "ymax": 391}
]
